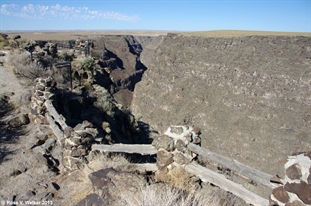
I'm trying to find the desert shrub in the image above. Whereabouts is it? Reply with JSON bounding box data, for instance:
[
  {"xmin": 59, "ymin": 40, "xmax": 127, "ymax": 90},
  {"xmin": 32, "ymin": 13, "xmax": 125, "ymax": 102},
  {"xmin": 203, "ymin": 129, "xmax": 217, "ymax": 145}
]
[
  {"xmin": 93, "ymin": 86, "xmax": 115, "ymax": 116},
  {"xmin": 58, "ymin": 51, "xmax": 74, "ymax": 61},
  {"xmin": 0, "ymin": 95, "xmax": 13, "ymax": 118},
  {"xmin": 78, "ymin": 57, "xmax": 94, "ymax": 70},
  {"xmin": 155, "ymin": 166, "xmax": 195, "ymax": 190},
  {"xmin": 119, "ymin": 183, "xmax": 221, "ymax": 206},
  {"xmin": 90, "ymin": 51, "xmax": 102, "ymax": 59},
  {"xmin": 0, "ymin": 36, "xmax": 9, "ymax": 47},
  {"xmin": 8, "ymin": 39, "xmax": 19, "ymax": 48},
  {"xmin": 7, "ymin": 51, "xmax": 52, "ymax": 85},
  {"xmin": 87, "ymin": 152, "xmax": 131, "ymax": 171}
]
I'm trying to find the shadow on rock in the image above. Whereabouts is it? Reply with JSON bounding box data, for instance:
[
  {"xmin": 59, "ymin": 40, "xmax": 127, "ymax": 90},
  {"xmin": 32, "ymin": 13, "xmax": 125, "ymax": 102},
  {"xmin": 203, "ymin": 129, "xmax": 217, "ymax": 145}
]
[{"xmin": 0, "ymin": 124, "xmax": 26, "ymax": 164}]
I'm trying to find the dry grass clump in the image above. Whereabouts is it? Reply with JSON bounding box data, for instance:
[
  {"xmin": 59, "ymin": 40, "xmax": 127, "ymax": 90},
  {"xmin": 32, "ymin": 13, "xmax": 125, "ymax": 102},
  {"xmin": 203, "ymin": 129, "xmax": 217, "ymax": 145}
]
[
  {"xmin": 58, "ymin": 51, "xmax": 74, "ymax": 61},
  {"xmin": 154, "ymin": 166, "xmax": 195, "ymax": 191},
  {"xmin": 0, "ymin": 36, "xmax": 9, "ymax": 47},
  {"xmin": 62, "ymin": 152, "xmax": 246, "ymax": 205},
  {"xmin": 119, "ymin": 183, "xmax": 221, "ymax": 206},
  {"xmin": 86, "ymin": 151, "xmax": 131, "ymax": 172},
  {"xmin": 6, "ymin": 51, "xmax": 52, "ymax": 85},
  {"xmin": 57, "ymin": 152, "xmax": 132, "ymax": 205},
  {"xmin": 78, "ymin": 57, "xmax": 94, "ymax": 70}
]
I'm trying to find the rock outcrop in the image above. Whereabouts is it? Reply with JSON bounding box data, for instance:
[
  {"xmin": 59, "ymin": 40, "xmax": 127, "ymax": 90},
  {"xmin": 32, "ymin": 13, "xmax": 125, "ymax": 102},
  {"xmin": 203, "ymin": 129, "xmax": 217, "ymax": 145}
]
[
  {"xmin": 133, "ymin": 33, "xmax": 311, "ymax": 175},
  {"xmin": 49, "ymin": 35, "xmax": 147, "ymax": 107},
  {"xmin": 270, "ymin": 151, "xmax": 311, "ymax": 205},
  {"xmin": 80, "ymin": 168, "xmax": 145, "ymax": 205}
]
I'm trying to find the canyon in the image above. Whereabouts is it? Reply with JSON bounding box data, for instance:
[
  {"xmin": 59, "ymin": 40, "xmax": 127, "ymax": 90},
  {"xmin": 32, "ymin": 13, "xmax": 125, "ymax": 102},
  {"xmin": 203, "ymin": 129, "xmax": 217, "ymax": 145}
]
[
  {"xmin": 1, "ymin": 30, "xmax": 311, "ymax": 205},
  {"xmin": 133, "ymin": 32, "xmax": 311, "ymax": 175}
]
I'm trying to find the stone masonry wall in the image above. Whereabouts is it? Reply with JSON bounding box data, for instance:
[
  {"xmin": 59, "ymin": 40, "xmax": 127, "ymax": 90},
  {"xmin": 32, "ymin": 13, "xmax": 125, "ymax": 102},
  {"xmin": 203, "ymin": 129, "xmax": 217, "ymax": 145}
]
[{"xmin": 270, "ymin": 152, "xmax": 311, "ymax": 205}]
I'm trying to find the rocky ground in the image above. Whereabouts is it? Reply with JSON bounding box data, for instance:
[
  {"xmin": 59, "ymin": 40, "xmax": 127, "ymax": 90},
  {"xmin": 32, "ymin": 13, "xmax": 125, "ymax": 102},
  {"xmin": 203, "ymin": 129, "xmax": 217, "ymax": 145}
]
[
  {"xmin": 0, "ymin": 32, "xmax": 249, "ymax": 206},
  {"xmin": 0, "ymin": 66, "xmax": 247, "ymax": 206},
  {"xmin": 1, "ymin": 30, "xmax": 310, "ymax": 205},
  {"xmin": 132, "ymin": 33, "xmax": 311, "ymax": 177}
]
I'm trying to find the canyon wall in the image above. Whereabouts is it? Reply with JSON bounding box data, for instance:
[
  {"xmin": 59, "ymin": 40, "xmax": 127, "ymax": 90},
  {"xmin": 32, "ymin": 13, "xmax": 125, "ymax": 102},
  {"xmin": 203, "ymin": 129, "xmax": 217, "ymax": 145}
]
[{"xmin": 132, "ymin": 33, "xmax": 311, "ymax": 174}]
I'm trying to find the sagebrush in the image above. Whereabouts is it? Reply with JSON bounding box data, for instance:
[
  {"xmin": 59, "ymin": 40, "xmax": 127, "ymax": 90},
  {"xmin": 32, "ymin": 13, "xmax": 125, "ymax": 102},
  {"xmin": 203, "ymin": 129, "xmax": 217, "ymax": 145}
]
[
  {"xmin": 119, "ymin": 183, "xmax": 221, "ymax": 206},
  {"xmin": 7, "ymin": 51, "xmax": 52, "ymax": 85}
]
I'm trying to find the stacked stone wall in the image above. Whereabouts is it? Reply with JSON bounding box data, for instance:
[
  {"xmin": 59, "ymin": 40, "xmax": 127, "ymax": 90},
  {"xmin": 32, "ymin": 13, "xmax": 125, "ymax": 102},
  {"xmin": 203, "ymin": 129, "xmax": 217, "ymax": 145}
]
[{"xmin": 270, "ymin": 152, "xmax": 311, "ymax": 205}]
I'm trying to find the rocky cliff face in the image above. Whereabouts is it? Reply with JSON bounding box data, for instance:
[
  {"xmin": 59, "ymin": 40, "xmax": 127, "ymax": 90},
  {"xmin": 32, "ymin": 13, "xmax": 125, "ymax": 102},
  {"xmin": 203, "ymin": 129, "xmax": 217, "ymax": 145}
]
[
  {"xmin": 89, "ymin": 35, "xmax": 147, "ymax": 107},
  {"xmin": 132, "ymin": 33, "xmax": 311, "ymax": 174},
  {"xmin": 49, "ymin": 35, "xmax": 146, "ymax": 107}
]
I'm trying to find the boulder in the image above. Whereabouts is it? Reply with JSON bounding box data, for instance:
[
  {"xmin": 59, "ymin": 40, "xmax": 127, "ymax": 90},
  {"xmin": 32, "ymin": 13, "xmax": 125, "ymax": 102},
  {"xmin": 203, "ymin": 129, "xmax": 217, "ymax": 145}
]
[
  {"xmin": 88, "ymin": 168, "xmax": 144, "ymax": 204},
  {"xmin": 77, "ymin": 193, "xmax": 107, "ymax": 206},
  {"xmin": 173, "ymin": 152, "xmax": 190, "ymax": 165},
  {"xmin": 175, "ymin": 139, "xmax": 186, "ymax": 152},
  {"xmin": 169, "ymin": 126, "xmax": 184, "ymax": 134},
  {"xmin": 286, "ymin": 163, "xmax": 302, "ymax": 180},
  {"xmin": 271, "ymin": 186, "xmax": 289, "ymax": 203},
  {"xmin": 192, "ymin": 126, "xmax": 201, "ymax": 135},
  {"xmin": 74, "ymin": 120, "xmax": 93, "ymax": 131},
  {"xmin": 192, "ymin": 136, "xmax": 201, "ymax": 145},
  {"xmin": 284, "ymin": 181, "xmax": 311, "ymax": 204},
  {"xmin": 64, "ymin": 127, "xmax": 73, "ymax": 138},
  {"xmin": 152, "ymin": 135, "xmax": 174, "ymax": 151},
  {"xmin": 8, "ymin": 114, "xmax": 30, "ymax": 128},
  {"xmin": 43, "ymin": 138, "xmax": 56, "ymax": 151},
  {"xmin": 156, "ymin": 149, "xmax": 174, "ymax": 169},
  {"xmin": 25, "ymin": 136, "xmax": 45, "ymax": 150}
]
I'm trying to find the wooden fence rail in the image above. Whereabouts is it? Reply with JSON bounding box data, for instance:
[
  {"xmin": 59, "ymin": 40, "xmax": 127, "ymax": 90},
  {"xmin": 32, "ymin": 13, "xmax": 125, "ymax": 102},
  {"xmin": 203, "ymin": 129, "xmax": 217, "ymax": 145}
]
[
  {"xmin": 43, "ymin": 100, "xmax": 270, "ymax": 205},
  {"xmin": 185, "ymin": 163, "xmax": 269, "ymax": 206},
  {"xmin": 44, "ymin": 100, "xmax": 68, "ymax": 146},
  {"xmin": 91, "ymin": 144, "xmax": 157, "ymax": 155},
  {"xmin": 45, "ymin": 100, "xmax": 68, "ymax": 130},
  {"xmin": 187, "ymin": 143, "xmax": 273, "ymax": 187}
]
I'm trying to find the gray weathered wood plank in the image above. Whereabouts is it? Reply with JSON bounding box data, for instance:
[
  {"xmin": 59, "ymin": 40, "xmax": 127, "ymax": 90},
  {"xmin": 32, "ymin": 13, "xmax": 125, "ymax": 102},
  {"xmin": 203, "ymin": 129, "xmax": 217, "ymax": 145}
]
[
  {"xmin": 46, "ymin": 113, "xmax": 64, "ymax": 146},
  {"xmin": 45, "ymin": 100, "xmax": 68, "ymax": 131},
  {"xmin": 92, "ymin": 144, "xmax": 157, "ymax": 155},
  {"xmin": 185, "ymin": 163, "xmax": 269, "ymax": 206},
  {"xmin": 129, "ymin": 163, "xmax": 158, "ymax": 173},
  {"xmin": 187, "ymin": 143, "xmax": 273, "ymax": 187}
]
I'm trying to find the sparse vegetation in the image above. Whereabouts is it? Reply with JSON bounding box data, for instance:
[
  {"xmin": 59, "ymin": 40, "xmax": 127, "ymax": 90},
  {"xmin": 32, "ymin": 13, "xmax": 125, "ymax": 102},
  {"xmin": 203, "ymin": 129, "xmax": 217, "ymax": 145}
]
[
  {"xmin": 119, "ymin": 183, "xmax": 221, "ymax": 206},
  {"xmin": 58, "ymin": 51, "xmax": 74, "ymax": 61},
  {"xmin": 0, "ymin": 36, "xmax": 9, "ymax": 47},
  {"xmin": 94, "ymin": 86, "xmax": 115, "ymax": 116},
  {"xmin": 78, "ymin": 56, "xmax": 94, "ymax": 70},
  {"xmin": 0, "ymin": 94, "xmax": 14, "ymax": 118},
  {"xmin": 85, "ymin": 153, "xmax": 228, "ymax": 206},
  {"xmin": 155, "ymin": 166, "xmax": 195, "ymax": 191},
  {"xmin": 7, "ymin": 51, "xmax": 52, "ymax": 85},
  {"xmin": 2, "ymin": 31, "xmax": 289, "ymax": 205}
]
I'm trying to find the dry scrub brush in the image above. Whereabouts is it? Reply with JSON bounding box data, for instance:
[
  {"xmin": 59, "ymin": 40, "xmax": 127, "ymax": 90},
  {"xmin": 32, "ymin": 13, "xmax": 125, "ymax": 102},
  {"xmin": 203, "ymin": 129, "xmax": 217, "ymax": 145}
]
[
  {"xmin": 154, "ymin": 166, "xmax": 196, "ymax": 191},
  {"xmin": 118, "ymin": 166, "xmax": 222, "ymax": 206},
  {"xmin": 118, "ymin": 183, "xmax": 222, "ymax": 206},
  {"xmin": 78, "ymin": 57, "xmax": 94, "ymax": 70},
  {"xmin": 7, "ymin": 51, "xmax": 52, "ymax": 85}
]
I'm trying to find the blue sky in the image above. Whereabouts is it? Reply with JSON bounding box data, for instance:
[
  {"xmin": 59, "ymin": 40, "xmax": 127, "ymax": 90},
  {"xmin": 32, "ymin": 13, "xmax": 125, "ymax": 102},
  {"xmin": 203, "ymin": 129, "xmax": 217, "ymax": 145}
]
[{"xmin": 0, "ymin": 0, "xmax": 310, "ymax": 32}]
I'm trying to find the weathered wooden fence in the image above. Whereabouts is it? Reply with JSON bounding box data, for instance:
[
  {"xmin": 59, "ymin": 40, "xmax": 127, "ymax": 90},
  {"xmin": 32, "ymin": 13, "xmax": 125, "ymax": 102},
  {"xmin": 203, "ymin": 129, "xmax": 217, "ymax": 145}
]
[
  {"xmin": 43, "ymin": 97, "xmax": 270, "ymax": 206},
  {"xmin": 45, "ymin": 100, "xmax": 68, "ymax": 146},
  {"xmin": 187, "ymin": 143, "xmax": 273, "ymax": 187},
  {"xmin": 91, "ymin": 143, "xmax": 270, "ymax": 206}
]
